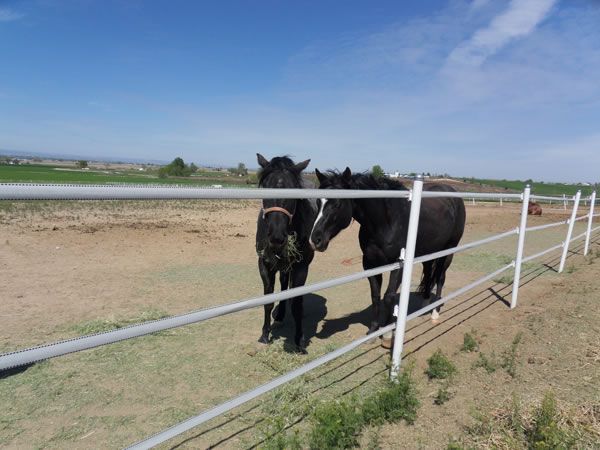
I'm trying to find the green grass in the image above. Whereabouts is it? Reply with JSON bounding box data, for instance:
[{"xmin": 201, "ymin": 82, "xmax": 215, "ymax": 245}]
[
  {"xmin": 462, "ymin": 392, "xmax": 587, "ymax": 449},
  {"xmin": 472, "ymin": 352, "xmax": 498, "ymax": 374},
  {"xmin": 0, "ymin": 164, "xmax": 249, "ymax": 186},
  {"xmin": 425, "ymin": 349, "xmax": 457, "ymax": 380},
  {"xmin": 434, "ymin": 383, "xmax": 452, "ymax": 406},
  {"xmin": 69, "ymin": 308, "xmax": 170, "ymax": 336},
  {"xmin": 501, "ymin": 332, "xmax": 523, "ymax": 378},
  {"xmin": 461, "ymin": 177, "xmax": 596, "ymax": 197},
  {"xmin": 461, "ymin": 331, "xmax": 479, "ymax": 353},
  {"xmin": 308, "ymin": 368, "xmax": 419, "ymax": 449}
]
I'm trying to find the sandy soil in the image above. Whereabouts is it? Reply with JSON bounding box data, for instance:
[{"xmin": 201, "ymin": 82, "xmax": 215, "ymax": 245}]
[{"xmin": 0, "ymin": 200, "xmax": 598, "ymax": 449}]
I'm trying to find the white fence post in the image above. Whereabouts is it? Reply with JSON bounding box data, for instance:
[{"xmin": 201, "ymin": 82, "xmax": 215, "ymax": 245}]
[
  {"xmin": 559, "ymin": 191, "xmax": 581, "ymax": 273},
  {"xmin": 563, "ymin": 194, "xmax": 567, "ymax": 210},
  {"xmin": 584, "ymin": 191, "xmax": 596, "ymax": 256},
  {"xmin": 390, "ymin": 175, "xmax": 424, "ymax": 380},
  {"xmin": 511, "ymin": 185, "xmax": 531, "ymax": 309}
]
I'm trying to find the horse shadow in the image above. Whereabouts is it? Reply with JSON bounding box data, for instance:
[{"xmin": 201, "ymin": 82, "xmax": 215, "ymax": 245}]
[
  {"xmin": 269, "ymin": 293, "xmax": 328, "ymax": 353},
  {"xmin": 315, "ymin": 291, "xmax": 434, "ymax": 340}
]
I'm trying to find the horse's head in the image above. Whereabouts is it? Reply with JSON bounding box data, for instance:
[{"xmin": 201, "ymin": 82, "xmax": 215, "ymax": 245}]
[
  {"xmin": 257, "ymin": 153, "xmax": 310, "ymax": 249},
  {"xmin": 309, "ymin": 167, "xmax": 354, "ymax": 252}
]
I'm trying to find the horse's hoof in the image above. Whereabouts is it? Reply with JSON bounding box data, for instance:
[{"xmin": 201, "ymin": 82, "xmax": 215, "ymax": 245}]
[
  {"xmin": 431, "ymin": 309, "xmax": 440, "ymax": 324},
  {"xmin": 258, "ymin": 335, "xmax": 270, "ymax": 344},
  {"xmin": 297, "ymin": 346, "xmax": 308, "ymax": 355},
  {"xmin": 381, "ymin": 332, "xmax": 394, "ymax": 349}
]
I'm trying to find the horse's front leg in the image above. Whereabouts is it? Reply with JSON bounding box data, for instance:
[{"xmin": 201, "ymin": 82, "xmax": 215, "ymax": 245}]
[
  {"xmin": 367, "ymin": 274, "xmax": 382, "ymax": 334},
  {"xmin": 380, "ymin": 269, "xmax": 403, "ymax": 349},
  {"xmin": 258, "ymin": 258, "xmax": 276, "ymax": 344},
  {"xmin": 290, "ymin": 264, "xmax": 309, "ymax": 354},
  {"xmin": 272, "ymin": 271, "xmax": 289, "ymax": 324}
]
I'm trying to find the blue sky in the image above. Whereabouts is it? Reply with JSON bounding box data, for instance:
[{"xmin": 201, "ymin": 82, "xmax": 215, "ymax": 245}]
[{"xmin": 1, "ymin": 0, "xmax": 599, "ymax": 182}]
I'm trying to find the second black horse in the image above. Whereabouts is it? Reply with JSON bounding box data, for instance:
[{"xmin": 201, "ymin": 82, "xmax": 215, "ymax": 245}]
[{"xmin": 309, "ymin": 168, "xmax": 465, "ymax": 343}]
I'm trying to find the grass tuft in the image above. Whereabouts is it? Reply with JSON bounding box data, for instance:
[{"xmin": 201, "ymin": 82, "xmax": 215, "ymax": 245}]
[
  {"xmin": 307, "ymin": 368, "xmax": 419, "ymax": 449},
  {"xmin": 425, "ymin": 349, "xmax": 457, "ymax": 380},
  {"xmin": 70, "ymin": 308, "xmax": 170, "ymax": 336},
  {"xmin": 434, "ymin": 383, "xmax": 453, "ymax": 406},
  {"xmin": 461, "ymin": 330, "xmax": 479, "ymax": 353},
  {"xmin": 501, "ymin": 332, "xmax": 523, "ymax": 378},
  {"xmin": 473, "ymin": 352, "xmax": 498, "ymax": 374}
]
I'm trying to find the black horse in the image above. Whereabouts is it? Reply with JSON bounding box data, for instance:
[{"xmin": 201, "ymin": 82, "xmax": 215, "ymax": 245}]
[
  {"xmin": 309, "ymin": 168, "xmax": 465, "ymax": 339},
  {"xmin": 255, "ymin": 154, "xmax": 317, "ymax": 353}
]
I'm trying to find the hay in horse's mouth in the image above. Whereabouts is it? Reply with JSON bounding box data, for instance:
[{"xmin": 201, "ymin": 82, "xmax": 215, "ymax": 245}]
[
  {"xmin": 284, "ymin": 232, "xmax": 303, "ymax": 271},
  {"xmin": 256, "ymin": 232, "xmax": 303, "ymax": 272}
]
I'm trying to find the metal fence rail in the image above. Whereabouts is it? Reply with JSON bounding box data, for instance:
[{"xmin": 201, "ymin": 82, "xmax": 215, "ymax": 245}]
[
  {"xmin": 0, "ymin": 261, "xmax": 401, "ymax": 371},
  {"xmin": 0, "ymin": 182, "xmax": 597, "ymax": 449},
  {"xmin": 526, "ymin": 220, "xmax": 567, "ymax": 232}
]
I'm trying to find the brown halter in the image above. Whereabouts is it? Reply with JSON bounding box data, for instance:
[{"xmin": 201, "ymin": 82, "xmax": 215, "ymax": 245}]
[{"xmin": 262, "ymin": 206, "xmax": 294, "ymax": 222}]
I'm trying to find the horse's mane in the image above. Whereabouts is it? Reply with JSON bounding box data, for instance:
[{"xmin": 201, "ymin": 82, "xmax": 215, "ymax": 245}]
[
  {"xmin": 258, "ymin": 156, "xmax": 304, "ymax": 187},
  {"xmin": 322, "ymin": 170, "xmax": 408, "ymax": 191}
]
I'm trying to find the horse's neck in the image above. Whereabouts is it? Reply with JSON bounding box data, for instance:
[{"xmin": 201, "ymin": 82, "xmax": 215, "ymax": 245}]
[
  {"xmin": 353, "ymin": 198, "xmax": 408, "ymax": 234},
  {"xmin": 292, "ymin": 198, "xmax": 317, "ymax": 241}
]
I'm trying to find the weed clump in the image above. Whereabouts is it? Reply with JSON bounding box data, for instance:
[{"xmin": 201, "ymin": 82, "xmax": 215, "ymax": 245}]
[
  {"xmin": 501, "ymin": 332, "xmax": 523, "ymax": 378},
  {"xmin": 426, "ymin": 349, "xmax": 456, "ymax": 380},
  {"xmin": 308, "ymin": 369, "xmax": 419, "ymax": 449},
  {"xmin": 461, "ymin": 331, "xmax": 479, "ymax": 353},
  {"xmin": 528, "ymin": 392, "xmax": 574, "ymax": 449},
  {"xmin": 473, "ymin": 352, "xmax": 498, "ymax": 374},
  {"xmin": 462, "ymin": 391, "xmax": 586, "ymax": 449},
  {"xmin": 309, "ymin": 399, "xmax": 363, "ymax": 449},
  {"xmin": 434, "ymin": 383, "xmax": 452, "ymax": 406}
]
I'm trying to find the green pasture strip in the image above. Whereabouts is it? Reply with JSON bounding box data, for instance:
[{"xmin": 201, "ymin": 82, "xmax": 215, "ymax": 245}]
[
  {"xmin": 463, "ymin": 177, "xmax": 595, "ymax": 197},
  {"xmin": 0, "ymin": 165, "xmax": 250, "ymax": 187}
]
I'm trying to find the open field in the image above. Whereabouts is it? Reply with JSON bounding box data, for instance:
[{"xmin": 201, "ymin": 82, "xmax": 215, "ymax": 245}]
[
  {"xmin": 463, "ymin": 177, "xmax": 596, "ymax": 197},
  {"xmin": 0, "ymin": 199, "xmax": 599, "ymax": 449},
  {"xmin": 0, "ymin": 164, "xmax": 249, "ymax": 187}
]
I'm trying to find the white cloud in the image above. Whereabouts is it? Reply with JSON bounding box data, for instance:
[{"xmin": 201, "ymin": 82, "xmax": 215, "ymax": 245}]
[
  {"xmin": 0, "ymin": 7, "xmax": 24, "ymax": 22},
  {"xmin": 447, "ymin": 0, "xmax": 557, "ymax": 67}
]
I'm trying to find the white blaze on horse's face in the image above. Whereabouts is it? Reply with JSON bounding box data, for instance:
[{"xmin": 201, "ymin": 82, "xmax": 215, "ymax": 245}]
[{"xmin": 309, "ymin": 198, "xmax": 328, "ymax": 250}]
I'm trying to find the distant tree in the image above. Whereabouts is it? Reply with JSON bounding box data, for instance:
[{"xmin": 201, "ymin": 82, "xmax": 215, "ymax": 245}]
[
  {"xmin": 372, "ymin": 165, "xmax": 385, "ymax": 178},
  {"xmin": 77, "ymin": 160, "xmax": 88, "ymax": 169},
  {"xmin": 228, "ymin": 162, "xmax": 248, "ymax": 176},
  {"xmin": 189, "ymin": 162, "xmax": 198, "ymax": 173},
  {"xmin": 159, "ymin": 157, "xmax": 194, "ymax": 178}
]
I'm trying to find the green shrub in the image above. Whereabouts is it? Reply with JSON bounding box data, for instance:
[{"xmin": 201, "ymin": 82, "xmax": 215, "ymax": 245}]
[
  {"xmin": 309, "ymin": 399, "xmax": 362, "ymax": 449},
  {"xmin": 308, "ymin": 368, "xmax": 419, "ymax": 449},
  {"xmin": 461, "ymin": 331, "xmax": 479, "ymax": 352},
  {"xmin": 426, "ymin": 349, "xmax": 457, "ymax": 380},
  {"xmin": 362, "ymin": 370, "xmax": 420, "ymax": 425},
  {"xmin": 528, "ymin": 392, "xmax": 575, "ymax": 449}
]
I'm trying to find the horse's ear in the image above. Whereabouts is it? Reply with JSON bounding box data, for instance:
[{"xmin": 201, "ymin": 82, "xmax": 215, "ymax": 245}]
[
  {"xmin": 294, "ymin": 159, "xmax": 310, "ymax": 172},
  {"xmin": 257, "ymin": 153, "xmax": 269, "ymax": 168},
  {"xmin": 315, "ymin": 168, "xmax": 327, "ymax": 184},
  {"xmin": 342, "ymin": 167, "xmax": 352, "ymax": 180}
]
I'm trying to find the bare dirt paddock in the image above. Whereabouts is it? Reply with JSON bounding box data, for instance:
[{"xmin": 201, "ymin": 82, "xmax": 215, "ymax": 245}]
[{"xmin": 1, "ymin": 200, "xmax": 599, "ymax": 448}]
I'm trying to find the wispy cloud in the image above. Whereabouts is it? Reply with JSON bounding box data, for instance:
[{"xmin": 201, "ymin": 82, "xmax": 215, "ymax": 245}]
[
  {"xmin": 0, "ymin": 7, "xmax": 24, "ymax": 22},
  {"xmin": 447, "ymin": 0, "xmax": 557, "ymax": 67}
]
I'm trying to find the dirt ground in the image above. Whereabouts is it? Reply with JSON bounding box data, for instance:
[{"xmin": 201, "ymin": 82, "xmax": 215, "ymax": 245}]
[{"xmin": 0, "ymin": 199, "xmax": 598, "ymax": 449}]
